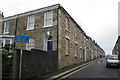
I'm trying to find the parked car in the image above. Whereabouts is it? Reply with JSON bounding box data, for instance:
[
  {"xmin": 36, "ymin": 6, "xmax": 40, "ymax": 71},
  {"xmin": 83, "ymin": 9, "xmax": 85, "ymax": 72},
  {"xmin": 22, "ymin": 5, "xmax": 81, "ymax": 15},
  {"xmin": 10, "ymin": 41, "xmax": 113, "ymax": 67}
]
[{"xmin": 105, "ymin": 55, "xmax": 120, "ymax": 67}]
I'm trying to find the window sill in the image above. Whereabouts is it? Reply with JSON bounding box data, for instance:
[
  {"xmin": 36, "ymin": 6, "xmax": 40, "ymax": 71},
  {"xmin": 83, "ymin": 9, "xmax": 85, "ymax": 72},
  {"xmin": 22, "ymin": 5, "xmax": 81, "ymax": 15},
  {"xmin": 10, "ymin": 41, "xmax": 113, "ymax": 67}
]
[
  {"xmin": 43, "ymin": 25, "xmax": 53, "ymax": 28},
  {"xmin": 25, "ymin": 28, "xmax": 34, "ymax": 31},
  {"xmin": 66, "ymin": 36, "xmax": 70, "ymax": 40},
  {"xmin": 75, "ymin": 55, "xmax": 78, "ymax": 58},
  {"xmin": 75, "ymin": 36, "xmax": 78, "ymax": 39},
  {"xmin": 80, "ymin": 47, "xmax": 82, "ymax": 49},
  {"xmin": 65, "ymin": 29, "xmax": 70, "ymax": 33},
  {"xmin": 66, "ymin": 53, "xmax": 70, "ymax": 56},
  {"xmin": 3, "ymin": 32, "xmax": 9, "ymax": 34},
  {"xmin": 75, "ymin": 41, "xmax": 78, "ymax": 44}
]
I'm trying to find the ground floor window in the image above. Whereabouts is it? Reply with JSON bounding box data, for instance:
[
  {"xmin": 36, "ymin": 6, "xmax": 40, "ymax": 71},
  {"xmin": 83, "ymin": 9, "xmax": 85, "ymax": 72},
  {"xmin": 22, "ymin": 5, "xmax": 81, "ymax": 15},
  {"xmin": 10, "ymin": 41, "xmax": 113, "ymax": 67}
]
[
  {"xmin": 66, "ymin": 38, "xmax": 70, "ymax": 55},
  {"xmin": 2, "ymin": 38, "xmax": 12, "ymax": 47},
  {"xmin": 0, "ymin": 39, "xmax": 2, "ymax": 48},
  {"xmin": 26, "ymin": 38, "xmax": 34, "ymax": 50},
  {"xmin": 80, "ymin": 48, "xmax": 82, "ymax": 58},
  {"xmin": 75, "ymin": 43, "xmax": 78, "ymax": 57}
]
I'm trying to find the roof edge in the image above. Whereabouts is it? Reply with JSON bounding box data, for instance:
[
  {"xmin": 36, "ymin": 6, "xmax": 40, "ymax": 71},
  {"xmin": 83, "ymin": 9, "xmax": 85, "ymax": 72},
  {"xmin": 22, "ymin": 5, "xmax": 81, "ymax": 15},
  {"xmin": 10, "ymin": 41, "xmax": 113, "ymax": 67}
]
[{"xmin": 2, "ymin": 4, "xmax": 60, "ymax": 21}]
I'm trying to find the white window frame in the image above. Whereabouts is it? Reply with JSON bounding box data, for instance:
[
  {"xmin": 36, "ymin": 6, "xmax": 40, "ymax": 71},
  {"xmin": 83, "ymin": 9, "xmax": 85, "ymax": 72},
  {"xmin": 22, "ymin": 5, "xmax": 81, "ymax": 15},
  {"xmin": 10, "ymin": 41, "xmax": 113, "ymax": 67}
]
[
  {"xmin": 81, "ymin": 34, "xmax": 83, "ymax": 42},
  {"xmin": 65, "ymin": 36, "xmax": 70, "ymax": 55},
  {"xmin": 80, "ymin": 48, "xmax": 82, "ymax": 58},
  {"xmin": 4, "ymin": 21, "xmax": 10, "ymax": 34},
  {"xmin": 65, "ymin": 17, "xmax": 69, "ymax": 31},
  {"xmin": 26, "ymin": 38, "xmax": 34, "ymax": 50},
  {"xmin": 75, "ymin": 26, "xmax": 77, "ymax": 38},
  {"xmin": 43, "ymin": 11, "xmax": 53, "ymax": 28},
  {"xmin": 27, "ymin": 15, "xmax": 35, "ymax": 30},
  {"xmin": 2, "ymin": 38, "xmax": 12, "ymax": 47},
  {"xmin": 75, "ymin": 43, "xmax": 78, "ymax": 58},
  {"xmin": 0, "ymin": 39, "xmax": 2, "ymax": 48}
]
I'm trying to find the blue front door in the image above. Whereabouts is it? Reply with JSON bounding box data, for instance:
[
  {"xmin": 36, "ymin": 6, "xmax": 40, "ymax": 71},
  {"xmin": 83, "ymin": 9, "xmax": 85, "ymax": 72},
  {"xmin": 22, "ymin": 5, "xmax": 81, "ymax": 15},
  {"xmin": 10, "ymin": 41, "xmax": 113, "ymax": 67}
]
[{"xmin": 47, "ymin": 41, "xmax": 53, "ymax": 51}]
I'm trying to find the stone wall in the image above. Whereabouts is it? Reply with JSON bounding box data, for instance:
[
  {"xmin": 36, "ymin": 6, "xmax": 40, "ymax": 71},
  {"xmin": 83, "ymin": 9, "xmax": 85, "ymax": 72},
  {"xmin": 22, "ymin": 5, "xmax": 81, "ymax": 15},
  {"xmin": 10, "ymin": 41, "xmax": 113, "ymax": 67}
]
[
  {"xmin": 58, "ymin": 8, "xmax": 85, "ymax": 68},
  {"xmin": 58, "ymin": 8, "xmax": 105, "ymax": 69},
  {"xmin": 1, "ymin": 4, "xmax": 105, "ymax": 70},
  {"xmin": 2, "ymin": 9, "xmax": 58, "ymax": 51},
  {"xmin": 13, "ymin": 49, "xmax": 58, "ymax": 78}
]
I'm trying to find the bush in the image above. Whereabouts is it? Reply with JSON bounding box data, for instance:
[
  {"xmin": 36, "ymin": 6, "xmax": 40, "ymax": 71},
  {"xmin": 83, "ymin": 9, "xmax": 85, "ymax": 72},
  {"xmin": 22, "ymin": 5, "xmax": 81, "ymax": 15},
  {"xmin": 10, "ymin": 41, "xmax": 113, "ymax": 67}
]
[{"xmin": 0, "ymin": 49, "xmax": 11, "ymax": 64}]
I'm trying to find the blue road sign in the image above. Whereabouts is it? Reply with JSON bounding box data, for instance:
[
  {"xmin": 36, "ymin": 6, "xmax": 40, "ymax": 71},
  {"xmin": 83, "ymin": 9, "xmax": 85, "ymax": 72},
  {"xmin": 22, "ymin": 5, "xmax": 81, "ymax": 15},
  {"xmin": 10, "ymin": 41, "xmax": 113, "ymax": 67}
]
[{"xmin": 14, "ymin": 35, "xmax": 29, "ymax": 43}]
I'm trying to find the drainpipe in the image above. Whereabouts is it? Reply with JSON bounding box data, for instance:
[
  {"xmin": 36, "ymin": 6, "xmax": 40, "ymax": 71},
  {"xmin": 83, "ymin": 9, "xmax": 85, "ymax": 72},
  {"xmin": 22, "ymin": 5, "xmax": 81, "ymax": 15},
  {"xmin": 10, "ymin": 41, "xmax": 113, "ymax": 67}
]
[{"xmin": 57, "ymin": 4, "xmax": 60, "ymax": 69}]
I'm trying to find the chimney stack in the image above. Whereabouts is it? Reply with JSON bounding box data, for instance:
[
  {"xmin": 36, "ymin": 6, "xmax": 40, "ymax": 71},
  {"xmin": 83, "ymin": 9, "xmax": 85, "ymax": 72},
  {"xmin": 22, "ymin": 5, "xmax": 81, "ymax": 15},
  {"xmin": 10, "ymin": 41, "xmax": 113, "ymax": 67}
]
[{"xmin": 0, "ymin": 11, "xmax": 4, "ymax": 19}]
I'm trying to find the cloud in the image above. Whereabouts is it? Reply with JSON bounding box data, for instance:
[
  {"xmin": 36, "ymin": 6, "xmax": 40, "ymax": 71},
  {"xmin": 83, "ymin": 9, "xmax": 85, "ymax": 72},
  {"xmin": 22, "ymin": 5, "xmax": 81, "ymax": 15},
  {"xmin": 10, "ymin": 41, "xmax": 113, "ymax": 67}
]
[{"xmin": 0, "ymin": 0, "xmax": 119, "ymax": 55}]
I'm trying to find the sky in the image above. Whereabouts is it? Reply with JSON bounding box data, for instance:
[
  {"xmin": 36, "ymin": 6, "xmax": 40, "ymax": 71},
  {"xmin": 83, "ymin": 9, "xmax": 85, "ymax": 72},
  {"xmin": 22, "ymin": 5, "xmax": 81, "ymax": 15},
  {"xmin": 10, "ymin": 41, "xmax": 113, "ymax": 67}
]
[{"xmin": 0, "ymin": 0, "xmax": 119, "ymax": 55}]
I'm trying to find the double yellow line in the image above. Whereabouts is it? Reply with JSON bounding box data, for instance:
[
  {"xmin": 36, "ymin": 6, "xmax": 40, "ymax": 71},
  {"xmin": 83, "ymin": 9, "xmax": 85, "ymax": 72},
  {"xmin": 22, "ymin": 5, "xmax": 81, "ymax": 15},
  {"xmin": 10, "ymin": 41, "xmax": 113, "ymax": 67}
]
[{"xmin": 59, "ymin": 62, "xmax": 94, "ymax": 79}]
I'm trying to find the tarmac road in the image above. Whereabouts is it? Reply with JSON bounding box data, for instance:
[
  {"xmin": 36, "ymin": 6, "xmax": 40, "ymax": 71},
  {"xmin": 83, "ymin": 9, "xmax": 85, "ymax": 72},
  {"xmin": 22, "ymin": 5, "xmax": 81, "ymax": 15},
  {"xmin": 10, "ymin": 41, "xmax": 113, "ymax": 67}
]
[{"xmin": 61, "ymin": 58, "xmax": 120, "ymax": 80}]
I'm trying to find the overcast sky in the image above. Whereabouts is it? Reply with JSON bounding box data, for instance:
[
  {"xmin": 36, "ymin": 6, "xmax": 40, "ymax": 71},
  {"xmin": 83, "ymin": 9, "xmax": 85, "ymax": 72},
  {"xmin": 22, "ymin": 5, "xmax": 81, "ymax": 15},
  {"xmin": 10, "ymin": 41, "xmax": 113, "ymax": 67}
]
[{"xmin": 0, "ymin": 0, "xmax": 119, "ymax": 55}]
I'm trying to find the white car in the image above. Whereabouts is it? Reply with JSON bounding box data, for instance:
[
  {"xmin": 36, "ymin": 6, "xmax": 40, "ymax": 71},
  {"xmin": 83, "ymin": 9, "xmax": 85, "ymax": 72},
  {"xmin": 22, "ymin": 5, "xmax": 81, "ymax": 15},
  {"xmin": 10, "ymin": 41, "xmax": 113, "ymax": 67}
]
[{"xmin": 106, "ymin": 55, "xmax": 120, "ymax": 67}]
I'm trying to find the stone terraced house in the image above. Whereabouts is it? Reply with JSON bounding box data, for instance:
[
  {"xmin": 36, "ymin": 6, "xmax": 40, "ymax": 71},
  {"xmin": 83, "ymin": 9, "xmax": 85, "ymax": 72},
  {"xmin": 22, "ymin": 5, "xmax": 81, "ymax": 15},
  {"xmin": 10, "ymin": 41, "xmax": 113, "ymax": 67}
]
[
  {"xmin": 0, "ymin": 4, "xmax": 105, "ymax": 69},
  {"xmin": 112, "ymin": 36, "xmax": 120, "ymax": 56}
]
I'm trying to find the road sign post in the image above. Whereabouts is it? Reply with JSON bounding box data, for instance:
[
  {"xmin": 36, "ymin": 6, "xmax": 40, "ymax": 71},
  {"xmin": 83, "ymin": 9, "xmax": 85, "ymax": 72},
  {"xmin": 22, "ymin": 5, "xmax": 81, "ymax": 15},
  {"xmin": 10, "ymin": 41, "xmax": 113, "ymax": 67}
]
[
  {"xmin": 14, "ymin": 35, "xmax": 29, "ymax": 79},
  {"xmin": 19, "ymin": 46, "xmax": 23, "ymax": 79}
]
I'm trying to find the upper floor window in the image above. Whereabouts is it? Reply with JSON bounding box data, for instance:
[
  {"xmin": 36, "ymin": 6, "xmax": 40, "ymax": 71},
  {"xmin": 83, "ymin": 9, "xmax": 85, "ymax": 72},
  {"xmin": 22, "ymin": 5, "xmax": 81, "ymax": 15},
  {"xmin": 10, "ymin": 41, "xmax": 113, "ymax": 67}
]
[
  {"xmin": 75, "ymin": 27, "xmax": 77, "ymax": 38},
  {"xmin": 44, "ymin": 11, "xmax": 53, "ymax": 27},
  {"xmin": 65, "ymin": 17, "xmax": 69, "ymax": 31},
  {"xmin": 4, "ymin": 21, "xmax": 10, "ymax": 34},
  {"xmin": 27, "ymin": 15, "xmax": 35, "ymax": 30}
]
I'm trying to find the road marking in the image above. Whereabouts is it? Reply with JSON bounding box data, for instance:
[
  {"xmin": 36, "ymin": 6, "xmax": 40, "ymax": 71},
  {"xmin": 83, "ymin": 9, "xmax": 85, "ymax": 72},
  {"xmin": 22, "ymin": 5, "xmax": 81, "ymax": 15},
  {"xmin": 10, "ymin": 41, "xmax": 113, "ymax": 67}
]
[{"xmin": 59, "ymin": 62, "xmax": 94, "ymax": 79}]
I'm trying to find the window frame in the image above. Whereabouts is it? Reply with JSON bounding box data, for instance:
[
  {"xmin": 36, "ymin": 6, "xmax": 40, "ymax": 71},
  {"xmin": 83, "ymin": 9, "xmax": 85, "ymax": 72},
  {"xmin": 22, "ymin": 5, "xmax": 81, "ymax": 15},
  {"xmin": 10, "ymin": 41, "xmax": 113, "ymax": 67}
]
[
  {"xmin": 74, "ymin": 26, "xmax": 77, "ymax": 38},
  {"xmin": 65, "ymin": 36, "xmax": 70, "ymax": 55},
  {"xmin": 43, "ymin": 11, "xmax": 53, "ymax": 28},
  {"xmin": 2, "ymin": 38, "xmax": 12, "ymax": 47},
  {"xmin": 65, "ymin": 17, "xmax": 69, "ymax": 31},
  {"xmin": 26, "ymin": 38, "xmax": 34, "ymax": 50},
  {"xmin": 75, "ymin": 43, "xmax": 78, "ymax": 58},
  {"xmin": 4, "ymin": 21, "xmax": 10, "ymax": 34},
  {"xmin": 26, "ymin": 15, "xmax": 35, "ymax": 30},
  {"xmin": 80, "ymin": 47, "xmax": 82, "ymax": 58}
]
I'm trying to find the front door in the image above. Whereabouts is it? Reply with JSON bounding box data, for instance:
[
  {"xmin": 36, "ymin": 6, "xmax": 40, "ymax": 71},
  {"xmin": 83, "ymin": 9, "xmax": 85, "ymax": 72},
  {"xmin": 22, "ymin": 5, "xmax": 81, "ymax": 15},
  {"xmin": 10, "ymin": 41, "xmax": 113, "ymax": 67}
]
[{"xmin": 47, "ymin": 41, "xmax": 53, "ymax": 51}]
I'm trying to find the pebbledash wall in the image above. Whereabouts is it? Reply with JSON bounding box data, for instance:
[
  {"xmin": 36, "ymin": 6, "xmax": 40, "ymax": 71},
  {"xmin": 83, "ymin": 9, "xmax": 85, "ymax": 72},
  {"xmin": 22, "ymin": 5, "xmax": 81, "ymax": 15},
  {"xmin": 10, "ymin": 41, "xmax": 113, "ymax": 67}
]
[{"xmin": 0, "ymin": 4, "xmax": 105, "ymax": 69}]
